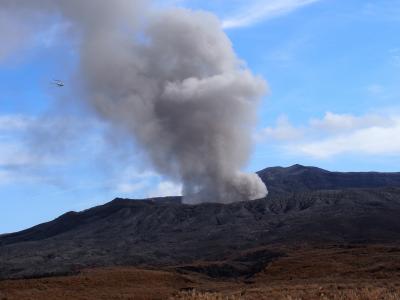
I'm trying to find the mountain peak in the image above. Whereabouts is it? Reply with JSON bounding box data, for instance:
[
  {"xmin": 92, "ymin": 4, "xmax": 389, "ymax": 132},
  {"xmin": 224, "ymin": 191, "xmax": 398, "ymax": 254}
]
[
  {"xmin": 286, "ymin": 164, "xmax": 312, "ymax": 172},
  {"xmin": 258, "ymin": 164, "xmax": 400, "ymax": 194},
  {"xmin": 288, "ymin": 163, "xmax": 306, "ymax": 169}
]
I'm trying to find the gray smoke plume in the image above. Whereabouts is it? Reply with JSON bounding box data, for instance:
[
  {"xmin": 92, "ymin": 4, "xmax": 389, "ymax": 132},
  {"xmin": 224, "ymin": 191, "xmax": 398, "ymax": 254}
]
[{"xmin": 0, "ymin": 0, "xmax": 268, "ymax": 204}]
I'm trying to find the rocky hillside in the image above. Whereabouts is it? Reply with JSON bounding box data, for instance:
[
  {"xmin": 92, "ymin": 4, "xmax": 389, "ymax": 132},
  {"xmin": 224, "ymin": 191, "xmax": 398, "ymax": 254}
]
[{"xmin": 1, "ymin": 165, "xmax": 400, "ymax": 279}]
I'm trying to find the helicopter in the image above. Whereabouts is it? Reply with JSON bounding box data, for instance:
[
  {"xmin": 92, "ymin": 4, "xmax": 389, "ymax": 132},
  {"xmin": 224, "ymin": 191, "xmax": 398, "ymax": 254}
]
[{"xmin": 51, "ymin": 79, "xmax": 65, "ymax": 87}]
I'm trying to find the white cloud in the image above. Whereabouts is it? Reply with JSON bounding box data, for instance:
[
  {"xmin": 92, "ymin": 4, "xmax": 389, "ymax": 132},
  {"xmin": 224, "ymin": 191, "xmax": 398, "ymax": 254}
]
[
  {"xmin": 0, "ymin": 113, "xmax": 104, "ymax": 189},
  {"xmin": 0, "ymin": 142, "xmax": 38, "ymax": 166},
  {"xmin": 0, "ymin": 114, "xmax": 33, "ymax": 131},
  {"xmin": 309, "ymin": 111, "xmax": 393, "ymax": 133},
  {"xmin": 0, "ymin": 169, "xmax": 45, "ymax": 186},
  {"xmin": 258, "ymin": 112, "xmax": 400, "ymax": 159},
  {"xmin": 109, "ymin": 166, "xmax": 182, "ymax": 198},
  {"xmin": 0, "ymin": 115, "xmax": 44, "ymax": 167},
  {"xmin": 0, "ymin": 169, "xmax": 14, "ymax": 185},
  {"xmin": 168, "ymin": 0, "xmax": 321, "ymax": 29},
  {"xmin": 148, "ymin": 181, "xmax": 182, "ymax": 198},
  {"xmin": 113, "ymin": 169, "xmax": 156, "ymax": 195},
  {"xmin": 222, "ymin": 0, "xmax": 320, "ymax": 29},
  {"xmin": 256, "ymin": 115, "xmax": 303, "ymax": 142},
  {"xmin": 115, "ymin": 181, "xmax": 149, "ymax": 194},
  {"xmin": 0, "ymin": 114, "xmax": 181, "ymax": 198},
  {"xmin": 299, "ymin": 120, "xmax": 400, "ymax": 158},
  {"xmin": 0, "ymin": 114, "xmax": 83, "ymax": 168}
]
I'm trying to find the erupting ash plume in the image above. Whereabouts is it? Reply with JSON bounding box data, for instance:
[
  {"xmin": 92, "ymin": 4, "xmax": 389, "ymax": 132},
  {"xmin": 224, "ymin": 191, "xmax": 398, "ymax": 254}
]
[{"xmin": 1, "ymin": 0, "xmax": 268, "ymax": 204}]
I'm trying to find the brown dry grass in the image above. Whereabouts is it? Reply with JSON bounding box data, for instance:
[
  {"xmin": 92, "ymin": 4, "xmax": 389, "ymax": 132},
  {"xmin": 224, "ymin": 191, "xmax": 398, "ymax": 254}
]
[
  {"xmin": 172, "ymin": 290, "xmax": 242, "ymax": 300},
  {"xmin": 172, "ymin": 288, "xmax": 400, "ymax": 300},
  {"xmin": 0, "ymin": 268, "xmax": 192, "ymax": 300},
  {"xmin": 1, "ymin": 245, "xmax": 400, "ymax": 300}
]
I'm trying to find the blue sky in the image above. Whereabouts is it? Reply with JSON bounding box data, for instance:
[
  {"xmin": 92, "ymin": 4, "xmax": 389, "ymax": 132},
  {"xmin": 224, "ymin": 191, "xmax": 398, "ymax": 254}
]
[{"xmin": 1, "ymin": 0, "xmax": 400, "ymax": 233}]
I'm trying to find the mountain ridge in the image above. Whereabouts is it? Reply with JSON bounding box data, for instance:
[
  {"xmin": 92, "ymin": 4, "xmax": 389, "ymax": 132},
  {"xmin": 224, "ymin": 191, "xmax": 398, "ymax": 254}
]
[
  {"xmin": 257, "ymin": 164, "xmax": 400, "ymax": 194},
  {"xmin": 1, "ymin": 164, "xmax": 400, "ymax": 280}
]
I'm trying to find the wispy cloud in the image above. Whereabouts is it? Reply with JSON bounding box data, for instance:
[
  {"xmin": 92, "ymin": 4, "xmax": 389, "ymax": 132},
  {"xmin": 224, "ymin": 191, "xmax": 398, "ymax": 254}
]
[
  {"xmin": 0, "ymin": 169, "xmax": 47, "ymax": 186},
  {"xmin": 0, "ymin": 113, "xmax": 104, "ymax": 187},
  {"xmin": 299, "ymin": 120, "xmax": 400, "ymax": 158},
  {"xmin": 366, "ymin": 84, "xmax": 385, "ymax": 96},
  {"xmin": 113, "ymin": 167, "xmax": 182, "ymax": 198},
  {"xmin": 255, "ymin": 115, "xmax": 303, "ymax": 142},
  {"xmin": 148, "ymin": 181, "xmax": 182, "ymax": 198},
  {"xmin": 222, "ymin": 0, "xmax": 321, "ymax": 29},
  {"xmin": 257, "ymin": 111, "xmax": 400, "ymax": 159},
  {"xmin": 0, "ymin": 113, "xmax": 182, "ymax": 198},
  {"xmin": 0, "ymin": 114, "xmax": 33, "ymax": 131},
  {"xmin": 113, "ymin": 168, "xmax": 157, "ymax": 195},
  {"xmin": 309, "ymin": 112, "xmax": 393, "ymax": 133},
  {"xmin": 390, "ymin": 48, "xmax": 400, "ymax": 67}
]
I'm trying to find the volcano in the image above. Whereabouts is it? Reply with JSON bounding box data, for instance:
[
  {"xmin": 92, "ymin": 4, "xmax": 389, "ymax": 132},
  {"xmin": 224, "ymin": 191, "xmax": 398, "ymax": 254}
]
[{"xmin": 1, "ymin": 164, "xmax": 400, "ymax": 281}]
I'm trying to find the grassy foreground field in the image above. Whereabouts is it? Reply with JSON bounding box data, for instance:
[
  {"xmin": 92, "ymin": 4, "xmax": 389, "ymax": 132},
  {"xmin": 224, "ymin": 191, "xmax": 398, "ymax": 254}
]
[{"xmin": 1, "ymin": 245, "xmax": 400, "ymax": 299}]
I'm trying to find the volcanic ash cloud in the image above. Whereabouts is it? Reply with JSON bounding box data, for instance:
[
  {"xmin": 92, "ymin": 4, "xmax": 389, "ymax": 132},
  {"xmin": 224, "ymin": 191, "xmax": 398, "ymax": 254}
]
[{"xmin": 1, "ymin": 1, "xmax": 268, "ymax": 204}]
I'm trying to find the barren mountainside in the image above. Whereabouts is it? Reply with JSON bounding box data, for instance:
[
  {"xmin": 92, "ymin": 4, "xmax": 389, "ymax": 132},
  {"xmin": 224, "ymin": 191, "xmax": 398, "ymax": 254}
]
[
  {"xmin": 1, "ymin": 164, "xmax": 400, "ymax": 280},
  {"xmin": 257, "ymin": 164, "xmax": 400, "ymax": 193}
]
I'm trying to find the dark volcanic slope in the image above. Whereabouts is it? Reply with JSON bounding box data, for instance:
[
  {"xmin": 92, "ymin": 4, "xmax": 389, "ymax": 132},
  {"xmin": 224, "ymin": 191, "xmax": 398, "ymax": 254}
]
[
  {"xmin": 258, "ymin": 164, "xmax": 400, "ymax": 194},
  {"xmin": 1, "ymin": 165, "xmax": 400, "ymax": 279}
]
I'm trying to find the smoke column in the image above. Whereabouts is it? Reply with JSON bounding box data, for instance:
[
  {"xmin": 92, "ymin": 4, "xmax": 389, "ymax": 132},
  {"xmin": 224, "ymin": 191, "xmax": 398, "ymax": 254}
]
[{"xmin": 0, "ymin": 0, "xmax": 268, "ymax": 204}]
